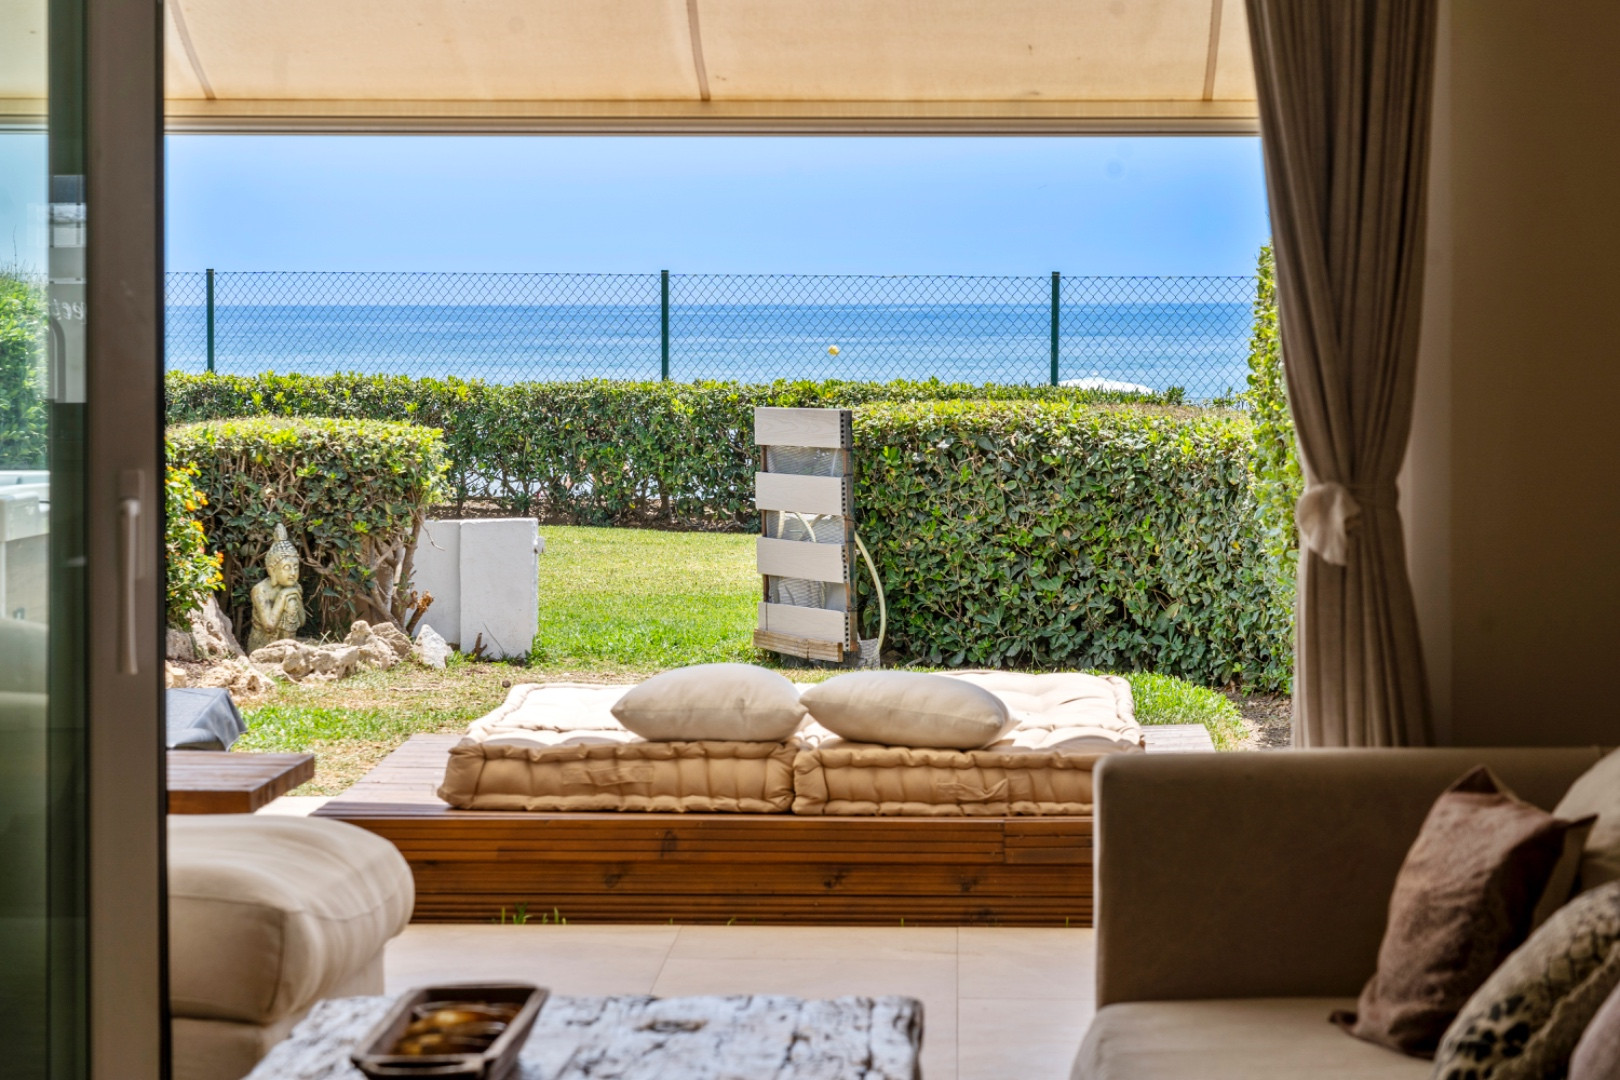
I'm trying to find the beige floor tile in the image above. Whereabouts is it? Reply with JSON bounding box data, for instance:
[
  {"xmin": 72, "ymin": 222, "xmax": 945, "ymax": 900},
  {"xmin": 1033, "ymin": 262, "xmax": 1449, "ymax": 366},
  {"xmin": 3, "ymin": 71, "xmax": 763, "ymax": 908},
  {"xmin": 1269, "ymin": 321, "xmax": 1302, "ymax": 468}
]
[
  {"xmin": 957, "ymin": 928, "xmax": 1096, "ymax": 1002},
  {"xmin": 670, "ymin": 924, "xmax": 958, "ymax": 961},
  {"xmin": 957, "ymin": 997, "xmax": 1094, "ymax": 1080},
  {"xmin": 385, "ymin": 924, "xmax": 678, "ymax": 997},
  {"xmin": 652, "ymin": 955, "xmax": 958, "ymax": 1080}
]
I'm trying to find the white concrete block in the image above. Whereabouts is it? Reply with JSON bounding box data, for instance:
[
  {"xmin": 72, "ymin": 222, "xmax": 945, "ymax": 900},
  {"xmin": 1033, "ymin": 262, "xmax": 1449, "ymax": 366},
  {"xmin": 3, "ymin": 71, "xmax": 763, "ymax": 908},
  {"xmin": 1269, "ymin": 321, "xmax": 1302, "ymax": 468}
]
[
  {"xmin": 459, "ymin": 519, "xmax": 539, "ymax": 660},
  {"xmin": 413, "ymin": 520, "xmax": 463, "ymax": 647},
  {"xmin": 412, "ymin": 518, "xmax": 540, "ymax": 658}
]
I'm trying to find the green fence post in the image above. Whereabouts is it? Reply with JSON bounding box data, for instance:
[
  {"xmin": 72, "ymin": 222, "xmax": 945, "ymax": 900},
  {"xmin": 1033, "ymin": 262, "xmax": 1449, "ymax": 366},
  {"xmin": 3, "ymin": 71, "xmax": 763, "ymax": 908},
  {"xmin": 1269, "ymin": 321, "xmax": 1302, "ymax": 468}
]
[
  {"xmin": 660, "ymin": 269, "xmax": 670, "ymax": 381},
  {"xmin": 205, "ymin": 267, "xmax": 216, "ymax": 374},
  {"xmin": 1049, "ymin": 271, "xmax": 1060, "ymax": 386}
]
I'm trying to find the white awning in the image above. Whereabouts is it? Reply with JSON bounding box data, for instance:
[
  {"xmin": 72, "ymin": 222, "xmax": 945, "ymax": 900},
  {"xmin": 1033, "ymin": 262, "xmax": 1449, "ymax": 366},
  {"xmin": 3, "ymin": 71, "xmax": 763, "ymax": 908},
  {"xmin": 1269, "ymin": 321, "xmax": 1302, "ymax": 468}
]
[
  {"xmin": 1, "ymin": 0, "xmax": 1258, "ymax": 134},
  {"xmin": 160, "ymin": 0, "xmax": 1256, "ymax": 134}
]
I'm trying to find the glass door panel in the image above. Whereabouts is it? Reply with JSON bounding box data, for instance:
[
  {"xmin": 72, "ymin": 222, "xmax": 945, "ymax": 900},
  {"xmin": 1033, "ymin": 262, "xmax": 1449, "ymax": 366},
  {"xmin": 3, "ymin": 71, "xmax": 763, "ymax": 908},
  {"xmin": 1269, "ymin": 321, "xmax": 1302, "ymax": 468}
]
[{"xmin": 2, "ymin": 0, "xmax": 162, "ymax": 1075}]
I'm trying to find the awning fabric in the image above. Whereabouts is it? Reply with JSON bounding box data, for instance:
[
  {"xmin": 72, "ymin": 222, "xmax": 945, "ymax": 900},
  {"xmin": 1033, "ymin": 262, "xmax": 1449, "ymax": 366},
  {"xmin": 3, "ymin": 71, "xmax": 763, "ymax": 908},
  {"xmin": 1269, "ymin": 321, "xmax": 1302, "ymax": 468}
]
[{"xmin": 4, "ymin": 0, "xmax": 1259, "ymax": 133}]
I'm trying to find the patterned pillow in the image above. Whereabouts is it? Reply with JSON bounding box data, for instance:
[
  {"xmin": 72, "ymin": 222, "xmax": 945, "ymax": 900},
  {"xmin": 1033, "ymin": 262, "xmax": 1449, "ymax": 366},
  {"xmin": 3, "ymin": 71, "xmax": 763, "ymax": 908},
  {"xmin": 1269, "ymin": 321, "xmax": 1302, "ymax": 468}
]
[{"xmin": 1434, "ymin": 880, "xmax": 1620, "ymax": 1080}]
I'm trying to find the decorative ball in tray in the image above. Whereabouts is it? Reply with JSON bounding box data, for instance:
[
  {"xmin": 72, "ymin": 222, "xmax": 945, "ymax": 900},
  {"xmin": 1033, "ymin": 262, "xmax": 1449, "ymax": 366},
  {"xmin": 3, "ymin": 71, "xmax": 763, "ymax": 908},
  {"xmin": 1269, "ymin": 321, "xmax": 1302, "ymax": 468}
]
[{"xmin": 351, "ymin": 982, "xmax": 548, "ymax": 1079}]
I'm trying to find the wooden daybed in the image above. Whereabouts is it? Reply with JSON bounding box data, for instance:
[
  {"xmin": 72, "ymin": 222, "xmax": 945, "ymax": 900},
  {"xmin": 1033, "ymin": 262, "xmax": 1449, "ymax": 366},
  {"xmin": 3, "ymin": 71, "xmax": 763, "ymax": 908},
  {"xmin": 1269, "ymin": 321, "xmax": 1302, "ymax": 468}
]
[{"xmin": 313, "ymin": 725, "xmax": 1210, "ymax": 926}]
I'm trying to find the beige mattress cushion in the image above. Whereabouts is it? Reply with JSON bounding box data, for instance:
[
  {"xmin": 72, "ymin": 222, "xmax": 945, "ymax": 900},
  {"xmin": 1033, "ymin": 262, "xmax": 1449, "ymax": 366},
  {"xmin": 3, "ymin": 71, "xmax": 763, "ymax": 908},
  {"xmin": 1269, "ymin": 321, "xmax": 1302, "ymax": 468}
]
[
  {"xmin": 167, "ymin": 815, "xmax": 414, "ymax": 1027},
  {"xmin": 439, "ymin": 683, "xmax": 797, "ymax": 812},
  {"xmin": 792, "ymin": 671, "xmax": 1142, "ymax": 816}
]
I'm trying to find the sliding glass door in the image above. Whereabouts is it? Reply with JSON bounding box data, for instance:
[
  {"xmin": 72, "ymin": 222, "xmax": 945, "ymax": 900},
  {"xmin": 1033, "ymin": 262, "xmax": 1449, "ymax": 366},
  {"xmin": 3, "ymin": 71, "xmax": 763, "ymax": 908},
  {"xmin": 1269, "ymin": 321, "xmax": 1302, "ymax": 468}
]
[{"xmin": 1, "ymin": 0, "xmax": 165, "ymax": 1076}]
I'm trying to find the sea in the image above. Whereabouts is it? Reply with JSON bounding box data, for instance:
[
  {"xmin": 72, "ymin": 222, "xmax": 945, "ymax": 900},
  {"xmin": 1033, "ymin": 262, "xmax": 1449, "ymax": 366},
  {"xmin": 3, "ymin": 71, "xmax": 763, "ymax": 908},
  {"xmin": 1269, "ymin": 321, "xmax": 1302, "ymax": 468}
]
[{"xmin": 163, "ymin": 298, "xmax": 1257, "ymax": 400}]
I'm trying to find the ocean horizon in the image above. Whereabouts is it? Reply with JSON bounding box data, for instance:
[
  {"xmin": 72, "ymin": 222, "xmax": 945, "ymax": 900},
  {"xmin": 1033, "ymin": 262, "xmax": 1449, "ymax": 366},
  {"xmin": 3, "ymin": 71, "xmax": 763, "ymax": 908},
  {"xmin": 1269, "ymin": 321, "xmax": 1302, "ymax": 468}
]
[{"xmin": 164, "ymin": 298, "xmax": 1257, "ymax": 399}]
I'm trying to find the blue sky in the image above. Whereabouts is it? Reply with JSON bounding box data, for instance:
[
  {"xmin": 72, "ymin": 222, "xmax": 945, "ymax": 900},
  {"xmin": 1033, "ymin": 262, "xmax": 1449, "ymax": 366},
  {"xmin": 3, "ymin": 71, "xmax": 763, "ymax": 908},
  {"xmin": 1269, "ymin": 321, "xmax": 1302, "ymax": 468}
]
[{"xmin": 161, "ymin": 136, "xmax": 1270, "ymax": 277}]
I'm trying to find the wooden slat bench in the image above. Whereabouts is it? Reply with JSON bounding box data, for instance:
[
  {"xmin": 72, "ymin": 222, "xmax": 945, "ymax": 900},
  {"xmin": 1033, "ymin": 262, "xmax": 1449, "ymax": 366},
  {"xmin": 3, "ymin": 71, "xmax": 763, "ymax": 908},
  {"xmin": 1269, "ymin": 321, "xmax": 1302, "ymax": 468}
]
[{"xmin": 314, "ymin": 726, "xmax": 1210, "ymax": 926}]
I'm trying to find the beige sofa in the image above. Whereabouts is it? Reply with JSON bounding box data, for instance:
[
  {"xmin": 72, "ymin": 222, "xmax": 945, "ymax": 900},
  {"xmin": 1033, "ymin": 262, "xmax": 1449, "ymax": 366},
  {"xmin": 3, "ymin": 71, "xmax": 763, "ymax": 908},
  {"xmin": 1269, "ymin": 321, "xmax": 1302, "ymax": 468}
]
[
  {"xmin": 1071, "ymin": 746, "xmax": 1607, "ymax": 1080},
  {"xmin": 168, "ymin": 814, "xmax": 415, "ymax": 1080}
]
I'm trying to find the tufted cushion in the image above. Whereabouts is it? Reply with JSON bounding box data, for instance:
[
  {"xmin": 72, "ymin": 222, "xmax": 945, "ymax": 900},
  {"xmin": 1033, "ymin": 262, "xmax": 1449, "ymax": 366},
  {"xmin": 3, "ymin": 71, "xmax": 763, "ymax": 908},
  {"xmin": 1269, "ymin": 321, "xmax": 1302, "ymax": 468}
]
[
  {"xmin": 1434, "ymin": 880, "xmax": 1620, "ymax": 1080},
  {"xmin": 801, "ymin": 671, "xmax": 1012, "ymax": 750},
  {"xmin": 941, "ymin": 670, "xmax": 1139, "ymax": 750},
  {"xmin": 611, "ymin": 663, "xmax": 806, "ymax": 742},
  {"xmin": 441, "ymin": 683, "xmax": 798, "ymax": 811},
  {"xmin": 168, "ymin": 815, "xmax": 414, "ymax": 1026}
]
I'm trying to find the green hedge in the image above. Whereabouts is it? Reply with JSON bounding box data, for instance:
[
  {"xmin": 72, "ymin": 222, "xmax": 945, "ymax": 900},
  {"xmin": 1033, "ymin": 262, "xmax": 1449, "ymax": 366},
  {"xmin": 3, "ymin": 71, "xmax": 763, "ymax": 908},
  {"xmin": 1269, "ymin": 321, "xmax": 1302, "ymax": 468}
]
[
  {"xmin": 164, "ymin": 374, "xmax": 1291, "ymax": 687},
  {"xmin": 166, "ymin": 417, "xmax": 448, "ymax": 638},
  {"xmin": 853, "ymin": 401, "xmax": 1290, "ymax": 689},
  {"xmin": 1, "ymin": 272, "xmax": 47, "ymax": 470},
  {"xmin": 165, "ymin": 374, "xmax": 1163, "ymax": 527},
  {"xmin": 1242, "ymin": 244, "xmax": 1303, "ymax": 623}
]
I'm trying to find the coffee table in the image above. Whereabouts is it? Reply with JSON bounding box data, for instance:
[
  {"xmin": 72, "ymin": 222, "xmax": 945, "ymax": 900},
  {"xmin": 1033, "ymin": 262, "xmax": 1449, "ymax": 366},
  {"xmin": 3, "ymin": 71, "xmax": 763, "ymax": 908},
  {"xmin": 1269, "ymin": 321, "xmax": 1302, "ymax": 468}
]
[
  {"xmin": 244, "ymin": 992, "xmax": 923, "ymax": 1079},
  {"xmin": 167, "ymin": 750, "xmax": 316, "ymax": 814}
]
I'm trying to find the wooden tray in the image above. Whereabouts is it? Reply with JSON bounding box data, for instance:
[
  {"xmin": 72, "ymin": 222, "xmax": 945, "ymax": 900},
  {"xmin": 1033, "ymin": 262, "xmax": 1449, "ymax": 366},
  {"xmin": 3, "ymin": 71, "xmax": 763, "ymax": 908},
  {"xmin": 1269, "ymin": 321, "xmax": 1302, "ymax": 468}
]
[{"xmin": 350, "ymin": 982, "xmax": 548, "ymax": 1079}]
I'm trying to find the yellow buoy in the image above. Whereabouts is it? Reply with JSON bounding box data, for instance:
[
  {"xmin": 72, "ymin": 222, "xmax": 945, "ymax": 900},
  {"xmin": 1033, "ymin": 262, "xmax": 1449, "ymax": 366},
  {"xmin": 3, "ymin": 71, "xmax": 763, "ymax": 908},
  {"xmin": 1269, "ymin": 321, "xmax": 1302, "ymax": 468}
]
[{"xmin": 827, "ymin": 345, "xmax": 840, "ymax": 356}]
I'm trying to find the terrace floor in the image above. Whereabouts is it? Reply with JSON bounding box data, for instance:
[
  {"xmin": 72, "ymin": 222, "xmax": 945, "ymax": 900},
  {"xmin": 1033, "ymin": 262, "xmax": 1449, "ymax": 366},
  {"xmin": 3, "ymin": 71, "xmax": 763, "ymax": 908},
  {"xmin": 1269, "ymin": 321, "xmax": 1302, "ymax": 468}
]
[{"xmin": 383, "ymin": 922, "xmax": 1096, "ymax": 1080}]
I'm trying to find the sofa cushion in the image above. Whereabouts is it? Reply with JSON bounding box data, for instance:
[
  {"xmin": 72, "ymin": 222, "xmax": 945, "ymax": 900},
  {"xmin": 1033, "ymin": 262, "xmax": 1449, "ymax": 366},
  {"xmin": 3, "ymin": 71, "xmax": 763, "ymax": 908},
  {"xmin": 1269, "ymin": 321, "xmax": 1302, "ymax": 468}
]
[
  {"xmin": 800, "ymin": 671, "xmax": 1012, "ymax": 750},
  {"xmin": 1572, "ymin": 977, "xmax": 1620, "ymax": 1080},
  {"xmin": 168, "ymin": 814, "xmax": 414, "ymax": 1026},
  {"xmin": 1555, "ymin": 746, "xmax": 1620, "ymax": 891},
  {"xmin": 611, "ymin": 663, "xmax": 806, "ymax": 742},
  {"xmin": 1336, "ymin": 766, "xmax": 1589, "ymax": 1056},
  {"xmin": 1071, "ymin": 999, "xmax": 1430, "ymax": 1080},
  {"xmin": 1434, "ymin": 880, "xmax": 1620, "ymax": 1080}
]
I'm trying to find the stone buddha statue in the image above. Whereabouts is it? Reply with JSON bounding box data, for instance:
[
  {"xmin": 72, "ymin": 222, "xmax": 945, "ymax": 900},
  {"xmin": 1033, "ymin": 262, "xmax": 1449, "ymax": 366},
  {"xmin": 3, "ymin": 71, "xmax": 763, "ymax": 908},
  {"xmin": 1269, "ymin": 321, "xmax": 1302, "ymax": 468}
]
[{"xmin": 248, "ymin": 522, "xmax": 307, "ymax": 654}]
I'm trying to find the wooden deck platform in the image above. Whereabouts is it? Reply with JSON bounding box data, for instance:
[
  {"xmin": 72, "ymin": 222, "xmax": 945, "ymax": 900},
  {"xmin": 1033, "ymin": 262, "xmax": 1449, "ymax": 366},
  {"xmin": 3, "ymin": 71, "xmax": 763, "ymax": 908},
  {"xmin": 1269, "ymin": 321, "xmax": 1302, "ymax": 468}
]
[{"xmin": 314, "ymin": 725, "xmax": 1211, "ymax": 926}]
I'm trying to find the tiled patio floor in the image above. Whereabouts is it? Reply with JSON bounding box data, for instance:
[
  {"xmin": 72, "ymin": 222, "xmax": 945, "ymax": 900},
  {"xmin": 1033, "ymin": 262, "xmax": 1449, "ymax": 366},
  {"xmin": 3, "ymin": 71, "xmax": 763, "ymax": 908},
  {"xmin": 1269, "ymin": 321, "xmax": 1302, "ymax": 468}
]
[{"xmin": 384, "ymin": 923, "xmax": 1095, "ymax": 1080}]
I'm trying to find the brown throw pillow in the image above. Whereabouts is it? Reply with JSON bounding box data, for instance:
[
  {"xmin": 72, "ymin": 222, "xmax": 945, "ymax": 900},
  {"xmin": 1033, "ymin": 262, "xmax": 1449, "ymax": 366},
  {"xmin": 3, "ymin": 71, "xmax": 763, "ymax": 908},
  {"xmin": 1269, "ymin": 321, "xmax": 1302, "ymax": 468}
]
[{"xmin": 1332, "ymin": 765, "xmax": 1593, "ymax": 1058}]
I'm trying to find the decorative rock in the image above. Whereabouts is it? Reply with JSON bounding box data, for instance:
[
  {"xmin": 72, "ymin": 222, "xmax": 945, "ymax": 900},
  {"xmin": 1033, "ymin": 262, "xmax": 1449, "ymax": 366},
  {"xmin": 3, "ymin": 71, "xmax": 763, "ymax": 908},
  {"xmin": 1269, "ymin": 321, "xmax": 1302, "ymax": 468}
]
[
  {"xmin": 165, "ymin": 661, "xmax": 190, "ymax": 688},
  {"xmin": 188, "ymin": 595, "xmax": 245, "ymax": 659},
  {"xmin": 413, "ymin": 624, "xmax": 451, "ymax": 669},
  {"xmin": 248, "ymin": 621, "xmax": 407, "ymax": 683},
  {"xmin": 191, "ymin": 658, "xmax": 276, "ymax": 698},
  {"xmin": 166, "ymin": 628, "xmax": 197, "ymax": 663},
  {"xmin": 345, "ymin": 620, "xmax": 407, "ymax": 670}
]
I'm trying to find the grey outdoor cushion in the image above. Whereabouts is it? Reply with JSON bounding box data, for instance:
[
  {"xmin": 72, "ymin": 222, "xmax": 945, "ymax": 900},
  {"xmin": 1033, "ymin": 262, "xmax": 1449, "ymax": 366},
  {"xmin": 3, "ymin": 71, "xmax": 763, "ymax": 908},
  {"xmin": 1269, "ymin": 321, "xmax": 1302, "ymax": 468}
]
[{"xmin": 166, "ymin": 687, "xmax": 247, "ymax": 751}]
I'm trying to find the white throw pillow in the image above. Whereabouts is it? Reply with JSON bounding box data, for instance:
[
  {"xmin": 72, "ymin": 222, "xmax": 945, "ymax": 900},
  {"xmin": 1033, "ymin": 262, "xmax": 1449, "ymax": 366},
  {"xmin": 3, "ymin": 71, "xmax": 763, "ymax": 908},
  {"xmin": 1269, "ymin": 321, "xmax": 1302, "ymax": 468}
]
[
  {"xmin": 610, "ymin": 663, "xmax": 806, "ymax": 742},
  {"xmin": 800, "ymin": 671, "xmax": 1012, "ymax": 750},
  {"xmin": 1555, "ymin": 747, "xmax": 1620, "ymax": 891}
]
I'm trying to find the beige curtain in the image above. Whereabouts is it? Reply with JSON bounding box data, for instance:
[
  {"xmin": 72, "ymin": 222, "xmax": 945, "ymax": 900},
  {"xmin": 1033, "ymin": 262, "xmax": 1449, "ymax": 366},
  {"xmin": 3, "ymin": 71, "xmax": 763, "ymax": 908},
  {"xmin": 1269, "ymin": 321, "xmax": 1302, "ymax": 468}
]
[{"xmin": 1245, "ymin": 0, "xmax": 1437, "ymax": 747}]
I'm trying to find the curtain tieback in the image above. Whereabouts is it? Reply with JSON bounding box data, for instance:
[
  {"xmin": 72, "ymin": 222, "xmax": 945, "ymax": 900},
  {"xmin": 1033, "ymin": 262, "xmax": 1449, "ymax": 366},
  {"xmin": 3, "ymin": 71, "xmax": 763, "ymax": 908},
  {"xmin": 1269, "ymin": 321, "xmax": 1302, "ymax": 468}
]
[{"xmin": 1294, "ymin": 481, "xmax": 1396, "ymax": 566}]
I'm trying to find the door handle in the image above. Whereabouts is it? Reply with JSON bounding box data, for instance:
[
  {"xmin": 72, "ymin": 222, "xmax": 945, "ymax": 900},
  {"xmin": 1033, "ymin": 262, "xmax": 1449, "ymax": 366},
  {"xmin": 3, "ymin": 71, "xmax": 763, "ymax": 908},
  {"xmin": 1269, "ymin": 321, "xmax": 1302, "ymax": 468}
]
[{"xmin": 118, "ymin": 495, "xmax": 141, "ymax": 674}]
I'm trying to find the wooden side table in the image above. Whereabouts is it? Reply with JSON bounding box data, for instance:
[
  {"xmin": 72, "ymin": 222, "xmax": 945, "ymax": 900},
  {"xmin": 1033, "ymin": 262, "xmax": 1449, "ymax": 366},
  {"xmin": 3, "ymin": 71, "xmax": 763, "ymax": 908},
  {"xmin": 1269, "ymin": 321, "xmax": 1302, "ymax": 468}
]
[
  {"xmin": 245, "ymin": 992, "xmax": 923, "ymax": 1079},
  {"xmin": 167, "ymin": 751, "xmax": 316, "ymax": 814}
]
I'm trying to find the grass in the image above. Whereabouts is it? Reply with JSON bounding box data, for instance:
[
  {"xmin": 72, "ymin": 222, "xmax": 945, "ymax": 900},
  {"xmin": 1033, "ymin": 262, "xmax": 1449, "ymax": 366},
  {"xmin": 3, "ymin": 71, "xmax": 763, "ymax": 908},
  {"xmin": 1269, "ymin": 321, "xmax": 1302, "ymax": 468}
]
[
  {"xmin": 1117, "ymin": 671, "xmax": 1247, "ymax": 751},
  {"xmin": 531, "ymin": 526, "xmax": 759, "ymax": 674},
  {"xmin": 240, "ymin": 524, "xmax": 1252, "ymax": 792}
]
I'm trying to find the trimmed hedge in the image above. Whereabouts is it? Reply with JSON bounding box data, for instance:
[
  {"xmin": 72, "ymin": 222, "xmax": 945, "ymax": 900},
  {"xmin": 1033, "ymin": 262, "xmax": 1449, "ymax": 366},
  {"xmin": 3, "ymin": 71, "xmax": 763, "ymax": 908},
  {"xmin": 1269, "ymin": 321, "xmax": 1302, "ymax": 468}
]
[
  {"xmin": 164, "ymin": 374, "xmax": 1292, "ymax": 687},
  {"xmin": 167, "ymin": 417, "xmax": 448, "ymax": 638},
  {"xmin": 853, "ymin": 401, "xmax": 1290, "ymax": 690},
  {"xmin": 165, "ymin": 374, "xmax": 1164, "ymax": 527},
  {"xmin": 1243, "ymin": 244, "xmax": 1303, "ymax": 626}
]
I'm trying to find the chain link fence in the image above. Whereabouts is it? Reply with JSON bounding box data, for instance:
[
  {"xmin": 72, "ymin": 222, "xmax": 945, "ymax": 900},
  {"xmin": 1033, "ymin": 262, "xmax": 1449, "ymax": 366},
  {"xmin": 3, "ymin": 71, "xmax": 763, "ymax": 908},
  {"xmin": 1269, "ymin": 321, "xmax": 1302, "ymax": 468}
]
[{"xmin": 166, "ymin": 271, "xmax": 1257, "ymax": 399}]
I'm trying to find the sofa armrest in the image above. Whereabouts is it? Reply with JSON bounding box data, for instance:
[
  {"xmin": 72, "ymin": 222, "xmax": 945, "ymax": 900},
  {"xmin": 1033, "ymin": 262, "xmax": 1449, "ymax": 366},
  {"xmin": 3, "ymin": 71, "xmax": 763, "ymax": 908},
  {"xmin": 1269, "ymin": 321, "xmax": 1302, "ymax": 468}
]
[{"xmin": 1093, "ymin": 746, "xmax": 1600, "ymax": 1006}]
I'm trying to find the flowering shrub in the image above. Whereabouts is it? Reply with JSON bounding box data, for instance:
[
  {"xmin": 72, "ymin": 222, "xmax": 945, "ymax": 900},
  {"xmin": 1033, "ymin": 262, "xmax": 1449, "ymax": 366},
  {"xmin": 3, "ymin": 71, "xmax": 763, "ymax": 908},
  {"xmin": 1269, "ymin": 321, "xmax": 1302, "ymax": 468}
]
[{"xmin": 165, "ymin": 458, "xmax": 224, "ymax": 628}]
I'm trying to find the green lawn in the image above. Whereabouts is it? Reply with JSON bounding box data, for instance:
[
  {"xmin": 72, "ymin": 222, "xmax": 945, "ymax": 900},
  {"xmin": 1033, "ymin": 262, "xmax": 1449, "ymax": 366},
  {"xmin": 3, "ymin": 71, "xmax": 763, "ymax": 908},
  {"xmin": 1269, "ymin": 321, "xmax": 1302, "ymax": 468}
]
[
  {"xmin": 240, "ymin": 524, "xmax": 1248, "ymax": 793},
  {"xmin": 531, "ymin": 526, "xmax": 759, "ymax": 674}
]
